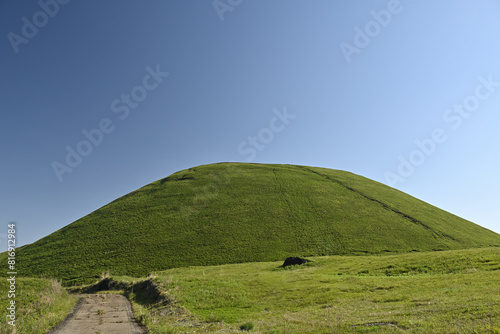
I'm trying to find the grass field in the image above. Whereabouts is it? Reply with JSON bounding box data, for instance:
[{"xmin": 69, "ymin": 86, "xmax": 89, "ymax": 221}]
[
  {"xmin": 4, "ymin": 163, "xmax": 500, "ymax": 285},
  {"xmin": 122, "ymin": 247, "xmax": 500, "ymax": 333},
  {"xmin": 0, "ymin": 277, "xmax": 77, "ymax": 334},
  {"xmin": 2, "ymin": 248, "xmax": 498, "ymax": 333}
]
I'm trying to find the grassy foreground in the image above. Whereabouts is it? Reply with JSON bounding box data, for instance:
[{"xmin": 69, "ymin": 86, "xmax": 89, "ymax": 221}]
[
  {"xmin": 7, "ymin": 163, "xmax": 500, "ymax": 284},
  {"xmin": 0, "ymin": 277, "xmax": 77, "ymax": 334},
  {"xmin": 125, "ymin": 248, "xmax": 500, "ymax": 333}
]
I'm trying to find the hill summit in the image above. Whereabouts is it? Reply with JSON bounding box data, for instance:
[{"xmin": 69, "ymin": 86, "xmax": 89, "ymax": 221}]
[{"xmin": 15, "ymin": 163, "xmax": 500, "ymax": 283}]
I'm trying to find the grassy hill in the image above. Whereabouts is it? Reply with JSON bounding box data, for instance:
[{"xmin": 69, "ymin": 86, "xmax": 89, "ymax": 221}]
[{"xmin": 9, "ymin": 162, "xmax": 500, "ymax": 284}]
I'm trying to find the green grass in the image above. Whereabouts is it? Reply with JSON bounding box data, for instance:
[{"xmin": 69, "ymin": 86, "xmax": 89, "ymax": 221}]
[
  {"xmin": 0, "ymin": 277, "xmax": 77, "ymax": 334},
  {"xmin": 5, "ymin": 248, "xmax": 499, "ymax": 333},
  {"xmin": 136, "ymin": 248, "xmax": 500, "ymax": 333},
  {"xmin": 3, "ymin": 163, "xmax": 500, "ymax": 285}
]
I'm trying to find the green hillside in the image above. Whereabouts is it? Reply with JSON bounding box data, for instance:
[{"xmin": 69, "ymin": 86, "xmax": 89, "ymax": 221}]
[{"xmin": 12, "ymin": 163, "xmax": 500, "ymax": 284}]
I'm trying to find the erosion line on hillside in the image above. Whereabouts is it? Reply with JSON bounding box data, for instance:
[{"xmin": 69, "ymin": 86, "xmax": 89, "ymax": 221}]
[{"xmin": 295, "ymin": 166, "xmax": 455, "ymax": 239}]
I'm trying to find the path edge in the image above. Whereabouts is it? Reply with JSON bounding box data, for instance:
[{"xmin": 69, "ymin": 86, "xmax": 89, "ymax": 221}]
[{"xmin": 45, "ymin": 295, "xmax": 85, "ymax": 334}]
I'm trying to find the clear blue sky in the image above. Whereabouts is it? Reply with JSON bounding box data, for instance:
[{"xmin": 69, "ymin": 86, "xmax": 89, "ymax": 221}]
[{"xmin": 1, "ymin": 0, "xmax": 499, "ymax": 247}]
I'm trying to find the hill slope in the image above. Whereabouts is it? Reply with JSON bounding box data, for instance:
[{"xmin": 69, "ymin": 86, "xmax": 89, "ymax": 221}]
[{"xmin": 13, "ymin": 163, "xmax": 500, "ymax": 283}]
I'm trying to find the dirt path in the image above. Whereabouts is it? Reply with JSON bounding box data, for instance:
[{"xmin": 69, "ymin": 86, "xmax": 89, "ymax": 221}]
[{"xmin": 48, "ymin": 294, "xmax": 146, "ymax": 334}]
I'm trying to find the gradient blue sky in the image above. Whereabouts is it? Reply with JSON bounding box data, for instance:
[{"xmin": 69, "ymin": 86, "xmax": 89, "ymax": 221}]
[{"xmin": 1, "ymin": 0, "xmax": 500, "ymax": 247}]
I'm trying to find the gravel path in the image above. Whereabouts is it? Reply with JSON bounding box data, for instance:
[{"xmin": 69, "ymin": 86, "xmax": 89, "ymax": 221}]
[{"xmin": 48, "ymin": 294, "xmax": 145, "ymax": 334}]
